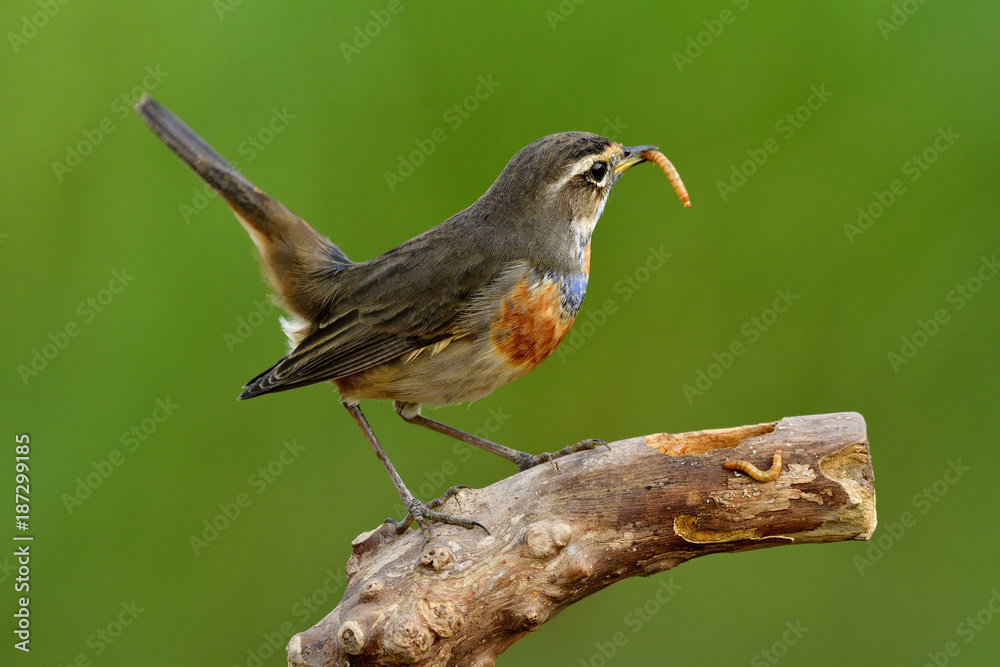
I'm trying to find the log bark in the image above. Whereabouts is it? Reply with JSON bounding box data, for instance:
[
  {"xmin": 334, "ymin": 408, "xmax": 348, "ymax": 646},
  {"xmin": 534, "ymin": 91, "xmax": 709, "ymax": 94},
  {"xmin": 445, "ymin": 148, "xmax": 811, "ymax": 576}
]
[{"xmin": 287, "ymin": 412, "xmax": 876, "ymax": 667}]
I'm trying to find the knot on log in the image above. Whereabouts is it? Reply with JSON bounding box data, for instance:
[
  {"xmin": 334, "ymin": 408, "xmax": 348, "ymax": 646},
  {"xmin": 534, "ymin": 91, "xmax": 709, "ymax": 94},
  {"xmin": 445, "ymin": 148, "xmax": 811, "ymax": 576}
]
[
  {"xmin": 523, "ymin": 521, "xmax": 572, "ymax": 558},
  {"xmin": 419, "ymin": 545, "xmax": 452, "ymax": 571},
  {"xmin": 337, "ymin": 621, "xmax": 365, "ymax": 655}
]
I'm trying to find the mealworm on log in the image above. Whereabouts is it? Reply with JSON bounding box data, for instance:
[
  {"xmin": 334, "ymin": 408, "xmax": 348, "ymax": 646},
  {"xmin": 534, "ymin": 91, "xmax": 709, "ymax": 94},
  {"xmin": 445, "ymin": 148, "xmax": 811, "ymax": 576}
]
[
  {"xmin": 641, "ymin": 149, "xmax": 692, "ymax": 208},
  {"xmin": 723, "ymin": 449, "xmax": 782, "ymax": 482}
]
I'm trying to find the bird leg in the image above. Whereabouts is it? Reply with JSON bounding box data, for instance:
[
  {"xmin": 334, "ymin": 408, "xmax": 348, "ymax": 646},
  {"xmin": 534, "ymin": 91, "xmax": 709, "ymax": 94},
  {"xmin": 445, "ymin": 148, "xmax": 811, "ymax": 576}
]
[
  {"xmin": 395, "ymin": 405, "xmax": 606, "ymax": 473},
  {"xmin": 343, "ymin": 403, "xmax": 486, "ymax": 534}
]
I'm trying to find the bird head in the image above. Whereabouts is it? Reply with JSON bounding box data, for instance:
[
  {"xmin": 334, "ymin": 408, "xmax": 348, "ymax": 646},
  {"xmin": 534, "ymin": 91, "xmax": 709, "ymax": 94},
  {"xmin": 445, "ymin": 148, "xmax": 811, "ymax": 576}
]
[{"xmin": 475, "ymin": 132, "xmax": 658, "ymax": 242}]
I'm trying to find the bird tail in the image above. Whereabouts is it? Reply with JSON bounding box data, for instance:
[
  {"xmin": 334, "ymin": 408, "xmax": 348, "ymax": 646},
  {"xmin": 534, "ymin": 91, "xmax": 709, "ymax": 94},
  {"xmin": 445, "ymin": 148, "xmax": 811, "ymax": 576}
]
[{"xmin": 135, "ymin": 94, "xmax": 351, "ymax": 322}]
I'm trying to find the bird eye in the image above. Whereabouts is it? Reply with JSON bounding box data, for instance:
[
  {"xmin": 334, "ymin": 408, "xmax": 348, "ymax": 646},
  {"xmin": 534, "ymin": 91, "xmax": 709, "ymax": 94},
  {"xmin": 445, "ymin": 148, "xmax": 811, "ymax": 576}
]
[{"xmin": 590, "ymin": 161, "xmax": 607, "ymax": 182}]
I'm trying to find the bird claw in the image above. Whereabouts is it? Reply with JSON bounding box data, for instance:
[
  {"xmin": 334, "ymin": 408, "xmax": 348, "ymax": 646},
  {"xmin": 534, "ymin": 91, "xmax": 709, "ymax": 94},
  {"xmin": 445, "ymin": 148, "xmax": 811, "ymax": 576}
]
[
  {"xmin": 390, "ymin": 494, "xmax": 488, "ymax": 535},
  {"xmin": 425, "ymin": 485, "xmax": 471, "ymax": 510},
  {"xmin": 515, "ymin": 438, "xmax": 608, "ymax": 472}
]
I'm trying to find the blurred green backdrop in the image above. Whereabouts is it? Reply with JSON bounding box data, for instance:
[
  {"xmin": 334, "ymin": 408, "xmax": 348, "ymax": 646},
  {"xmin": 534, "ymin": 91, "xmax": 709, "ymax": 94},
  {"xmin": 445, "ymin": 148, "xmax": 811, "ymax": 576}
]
[{"xmin": 2, "ymin": 1, "xmax": 999, "ymax": 665}]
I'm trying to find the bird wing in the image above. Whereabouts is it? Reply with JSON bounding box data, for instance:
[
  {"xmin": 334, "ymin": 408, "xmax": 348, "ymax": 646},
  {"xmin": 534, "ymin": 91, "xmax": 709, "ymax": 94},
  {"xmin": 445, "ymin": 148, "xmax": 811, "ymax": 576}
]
[{"xmin": 240, "ymin": 224, "xmax": 520, "ymax": 399}]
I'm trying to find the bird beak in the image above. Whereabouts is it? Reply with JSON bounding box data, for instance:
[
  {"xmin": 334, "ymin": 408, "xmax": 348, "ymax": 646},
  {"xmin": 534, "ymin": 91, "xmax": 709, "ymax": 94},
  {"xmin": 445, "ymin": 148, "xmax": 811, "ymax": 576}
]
[{"xmin": 614, "ymin": 144, "xmax": 658, "ymax": 174}]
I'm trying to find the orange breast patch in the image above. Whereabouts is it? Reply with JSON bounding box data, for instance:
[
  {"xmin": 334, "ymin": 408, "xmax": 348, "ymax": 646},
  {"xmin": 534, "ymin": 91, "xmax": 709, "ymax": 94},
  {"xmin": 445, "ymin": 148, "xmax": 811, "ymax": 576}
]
[{"xmin": 491, "ymin": 277, "xmax": 574, "ymax": 370}]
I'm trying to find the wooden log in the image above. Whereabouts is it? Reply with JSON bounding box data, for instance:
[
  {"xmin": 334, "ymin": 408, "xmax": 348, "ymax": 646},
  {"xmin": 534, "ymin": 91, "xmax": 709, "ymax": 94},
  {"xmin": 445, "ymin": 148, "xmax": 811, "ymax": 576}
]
[{"xmin": 287, "ymin": 412, "xmax": 876, "ymax": 667}]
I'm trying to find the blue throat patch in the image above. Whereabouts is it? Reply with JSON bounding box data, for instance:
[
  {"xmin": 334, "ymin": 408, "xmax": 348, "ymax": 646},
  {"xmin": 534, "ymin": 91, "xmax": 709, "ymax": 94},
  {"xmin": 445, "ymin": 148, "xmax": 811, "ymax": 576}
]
[{"xmin": 552, "ymin": 271, "xmax": 588, "ymax": 317}]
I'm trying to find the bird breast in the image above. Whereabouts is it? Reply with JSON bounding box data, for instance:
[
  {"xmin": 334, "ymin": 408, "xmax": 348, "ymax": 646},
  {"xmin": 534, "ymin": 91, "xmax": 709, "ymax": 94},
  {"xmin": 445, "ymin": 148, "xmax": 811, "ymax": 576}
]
[{"xmin": 489, "ymin": 270, "xmax": 588, "ymax": 371}]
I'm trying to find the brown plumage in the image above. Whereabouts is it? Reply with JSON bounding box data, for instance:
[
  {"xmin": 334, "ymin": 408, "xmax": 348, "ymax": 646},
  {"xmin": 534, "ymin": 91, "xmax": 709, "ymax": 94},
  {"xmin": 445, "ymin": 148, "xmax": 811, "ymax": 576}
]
[{"xmin": 136, "ymin": 94, "xmax": 690, "ymax": 531}]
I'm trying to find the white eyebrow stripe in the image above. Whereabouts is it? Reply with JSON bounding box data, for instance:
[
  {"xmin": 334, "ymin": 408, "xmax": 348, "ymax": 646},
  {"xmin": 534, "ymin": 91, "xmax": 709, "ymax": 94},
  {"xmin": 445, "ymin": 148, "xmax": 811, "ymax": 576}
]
[{"xmin": 547, "ymin": 156, "xmax": 598, "ymax": 194}]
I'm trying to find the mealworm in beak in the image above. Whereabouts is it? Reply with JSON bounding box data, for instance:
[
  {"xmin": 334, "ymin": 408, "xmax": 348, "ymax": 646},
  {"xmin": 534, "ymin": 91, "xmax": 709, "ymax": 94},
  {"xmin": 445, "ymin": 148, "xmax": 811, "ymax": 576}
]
[{"xmin": 640, "ymin": 150, "xmax": 691, "ymax": 208}]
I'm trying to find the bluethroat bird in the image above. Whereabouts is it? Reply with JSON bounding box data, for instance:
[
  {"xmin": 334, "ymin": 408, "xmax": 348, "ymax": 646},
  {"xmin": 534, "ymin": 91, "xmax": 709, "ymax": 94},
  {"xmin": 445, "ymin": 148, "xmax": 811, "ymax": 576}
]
[{"xmin": 136, "ymin": 95, "xmax": 689, "ymax": 533}]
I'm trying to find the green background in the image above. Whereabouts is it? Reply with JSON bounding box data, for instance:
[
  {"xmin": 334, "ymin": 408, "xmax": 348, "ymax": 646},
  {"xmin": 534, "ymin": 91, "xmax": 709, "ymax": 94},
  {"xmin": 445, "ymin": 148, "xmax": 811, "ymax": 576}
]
[{"xmin": 2, "ymin": 1, "xmax": 999, "ymax": 665}]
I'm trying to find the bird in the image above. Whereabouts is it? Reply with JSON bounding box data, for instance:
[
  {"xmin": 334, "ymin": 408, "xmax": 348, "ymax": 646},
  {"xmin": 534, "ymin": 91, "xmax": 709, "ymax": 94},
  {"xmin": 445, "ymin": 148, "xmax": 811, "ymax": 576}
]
[{"xmin": 135, "ymin": 94, "xmax": 689, "ymax": 532}]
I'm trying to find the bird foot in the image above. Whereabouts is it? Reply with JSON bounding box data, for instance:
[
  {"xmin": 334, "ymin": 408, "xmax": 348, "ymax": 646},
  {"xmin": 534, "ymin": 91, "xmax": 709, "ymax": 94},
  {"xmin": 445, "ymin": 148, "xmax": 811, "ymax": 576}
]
[
  {"xmin": 425, "ymin": 484, "xmax": 472, "ymax": 509},
  {"xmin": 515, "ymin": 438, "xmax": 609, "ymax": 472},
  {"xmin": 387, "ymin": 490, "xmax": 488, "ymax": 535}
]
